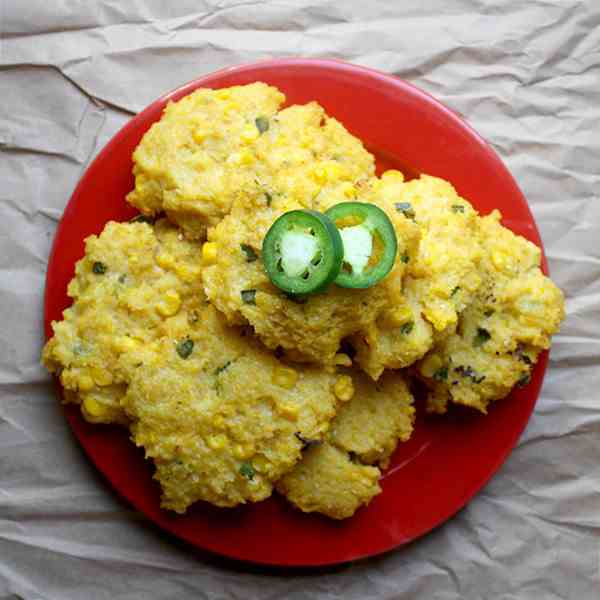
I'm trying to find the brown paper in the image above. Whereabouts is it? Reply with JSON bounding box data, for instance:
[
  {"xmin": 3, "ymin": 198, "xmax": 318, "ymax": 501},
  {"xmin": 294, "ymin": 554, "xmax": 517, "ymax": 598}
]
[{"xmin": 1, "ymin": 1, "xmax": 598, "ymax": 597}]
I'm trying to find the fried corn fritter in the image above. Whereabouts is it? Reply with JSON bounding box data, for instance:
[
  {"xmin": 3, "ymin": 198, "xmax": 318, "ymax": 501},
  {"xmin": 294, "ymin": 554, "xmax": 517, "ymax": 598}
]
[
  {"xmin": 42, "ymin": 219, "xmax": 204, "ymax": 424},
  {"xmin": 398, "ymin": 175, "xmax": 483, "ymax": 333},
  {"xmin": 251, "ymin": 102, "xmax": 375, "ymax": 211},
  {"xmin": 419, "ymin": 211, "xmax": 565, "ymax": 414},
  {"xmin": 122, "ymin": 305, "xmax": 340, "ymax": 512},
  {"xmin": 277, "ymin": 371, "xmax": 414, "ymax": 519},
  {"xmin": 328, "ymin": 370, "xmax": 415, "ymax": 469},
  {"xmin": 127, "ymin": 86, "xmax": 374, "ymax": 238},
  {"xmin": 352, "ymin": 277, "xmax": 434, "ymax": 380},
  {"xmin": 276, "ymin": 443, "xmax": 381, "ymax": 520},
  {"xmin": 127, "ymin": 83, "xmax": 285, "ymax": 237},
  {"xmin": 351, "ymin": 173, "xmax": 484, "ymax": 379},
  {"xmin": 202, "ymin": 175, "xmax": 420, "ymax": 366}
]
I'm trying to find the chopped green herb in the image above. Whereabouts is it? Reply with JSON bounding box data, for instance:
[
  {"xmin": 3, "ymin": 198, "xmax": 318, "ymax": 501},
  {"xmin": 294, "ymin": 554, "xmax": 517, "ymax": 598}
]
[
  {"xmin": 130, "ymin": 214, "xmax": 154, "ymax": 224},
  {"xmin": 215, "ymin": 360, "xmax": 232, "ymax": 376},
  {"xmin": 400, "ymin": 321, "xmax": 414, "ymax": 335},
  {"xmin": 451, "ymin": 286, "xmax": 460, "ymax": 297},
  {"xmin": 400, "ymin": 253, "xmax": 410, "ymax": 264},
  {"xmin": 240, "ymin": 243, "xmax": 258, "ymax": 262},
  {"xmin": 455, "ymin": 365, "xmax": 474, "ymax": 378},
  {"xmin": 394, "ymin": 202, "xmax": 416, "ymax": 219},
  {"xmin": 451, "ymin": 204, "xmax": 465, "ymax": 213},
  {"xmin": 241, "ymin": 289, "xmax": 256, "ymax": 305},
  {"xmin": 92, "ymin": 261, "xmax": 107, "ymax": 274},
  {"xmin": 517, "ymin": 373, "xmax": 531, "ymax": 388},
  {"xmin": 515, "ymin": 346, "xmax": 532, "ymax": 365},
  {"xmin": 176, "ymin": 338, "xmax": 194, "ymax": 359},
  {"xmin": 118, "ymin": 274, "xmax": 127, "ymax": 284},
  {"xmin": 433, "ymin": 367, "xmax": 448, "ymax": 381},
  {"xmin": 73, "ymin": 343, "xmax": 86, "ymax": 356},
  {"xmin": 454, "ymin": 365, "xmax": 485, "ymax": 383},
  {"xmin": 484, "ymin": 309, "xmax": 495, "ymax": 317},
  {"xmin": 473, "ymin": 328, "xmax": 491, "ymax": 347},
  {"xmin": 265, "ymin": 191, "xmax": 272, "ymax": 206},
  {"xmin": 239, "ymin": 462, "xmax": 255, "ymax": 480},
  {"xmin": 255, "ymin": 116, "xmax": 269, "ymax": 134}
]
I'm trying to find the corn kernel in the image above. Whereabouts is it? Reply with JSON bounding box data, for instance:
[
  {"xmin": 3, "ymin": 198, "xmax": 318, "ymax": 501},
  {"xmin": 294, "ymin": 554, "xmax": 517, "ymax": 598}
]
[
  {"xmin": 334, "ymin": 375, "xmax": 354, "ymax": 402},
  {"xmin": 176, "ymin": 264, "xmax": 200, "ymax": 283},
  {"xmin": 91, "ymin": 367, "xmax": 113, "ymax": 387},
  {"xmin": 192, "ymin": 128, "xmax": 207, "ymax": 144},
  {"xmin": 78, "ymin": 374, "xmax": 94, "ymax": 392},
  {"xmin": 238, "ymin": 149, "xmax": 255, "ymax": 165},
  {"xmin": 272, "ymin": 366, "xmax": 298, "ymax": 389},
  {"xmin": 202, "ymin": 242, "xmax": 217, "ymax": 265},
  {"xmin": 156, "ymin": 290, "xmax": 182, "ymax": 317},
  {"xmin": 386, "ymin": 305, "xmax": 413, "ymax": 328},
  {"xmin": 233, "ymin": 444, "xmax": 253, "ymax": 459},
  {"xmin": 519, "ymin": 314, "xmax": 539, "ymax": 327},
  {"xmin": 381, "ymin": 169, "xmax": 405, "ymax": 183},
  {"xmin": 313, "ymin": 165, "xmax": 327, "ymax": 184},
  {"xmin": 240, "ymin": 125, "xmax": 260, "ymax": 144},
  {"xmin": 314, "ymin": 163, "xmax": 343, "ymax": 184},
  {"xmin": 113, "ymin": 335, "xmax": 138, "ymax": 353},
  {"xmin": 334, "ymin": 353, "xmax": 352, "ymax": 367},
  {"xmin": 491, "ymin": 250, "xmax": 513, "ymax": 275},
  {"xmin": 279, "ymin": 403, "xmax": 299, "ymax": 420},
  {"xmin": 207, "ymin": 434, "xmax": 226, "ymax": 450},
  {"xmin": 82, "ymin": 397, "xmax": 108, "ymax": 418},
  {"xmin": 420, "ymin": 354, "xmax": 443, "ymax": 378},
  {"xmin": 215, "ymin": 89, "xmax": 231, "ymax": 100},
  {"xmin": 326, "ymin": 163, "xmax": 342, "ymax": 180},
  {"xmin": 300, "ymin": 134, "xmax": 312, "ymax": 148},
  {"xmin": 341, "ymin": 182, "xmax": 355, "ymax": 198},
  {"xmin": 155, "ymin": 253, "xmax": 174, "ymax": 270},
  {"xmin": 491, "ymin": 250, "xmax": 504, "ymax": 268}
]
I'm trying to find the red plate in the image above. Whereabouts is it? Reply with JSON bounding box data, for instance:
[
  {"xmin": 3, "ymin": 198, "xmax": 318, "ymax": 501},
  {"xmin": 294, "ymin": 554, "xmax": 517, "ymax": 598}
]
[{"xmin": 44, "ymin": 59, "xmax": 549, "ymax": 567}]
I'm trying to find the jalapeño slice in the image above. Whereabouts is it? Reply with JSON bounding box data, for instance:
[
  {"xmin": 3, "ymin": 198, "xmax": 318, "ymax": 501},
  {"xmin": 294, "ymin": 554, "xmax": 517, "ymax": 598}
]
[
  {"xmin": 325, "ymin": 202, "xmax": 398, "ymax": 289},
  {"xmin": 262, "ymin": 210, "xmax": 343, "ymax": 295}
]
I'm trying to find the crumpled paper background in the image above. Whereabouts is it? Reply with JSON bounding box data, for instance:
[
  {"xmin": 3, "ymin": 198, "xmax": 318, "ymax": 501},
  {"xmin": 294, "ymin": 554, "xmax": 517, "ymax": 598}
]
[{"xmin": 1, "ymin": 1, "xmax": 598, "ymax": 598}]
